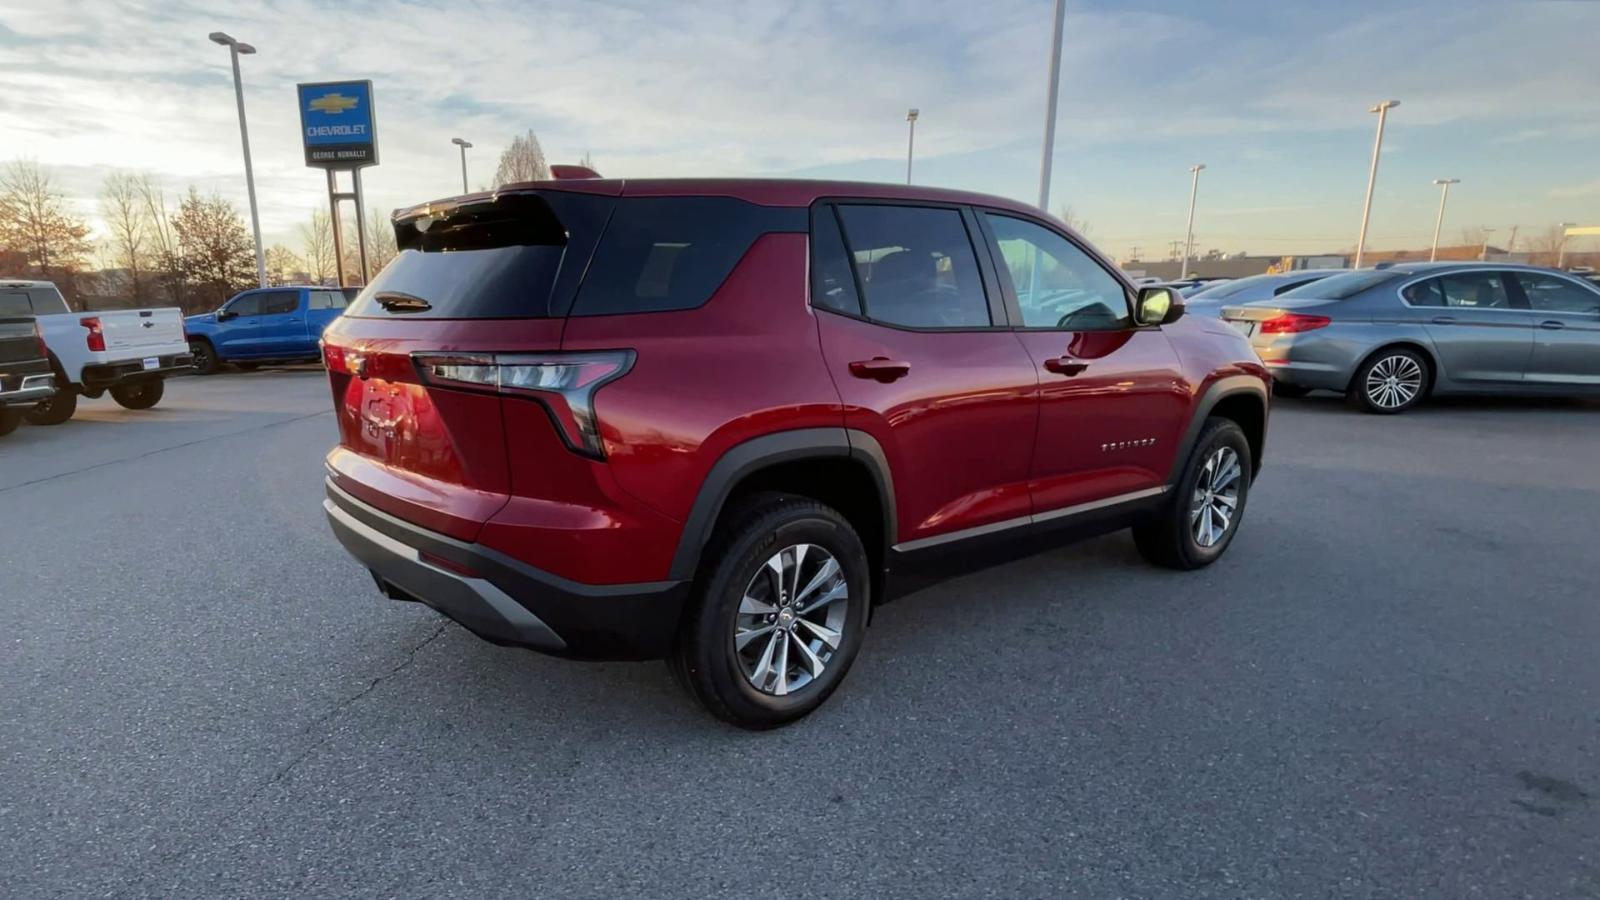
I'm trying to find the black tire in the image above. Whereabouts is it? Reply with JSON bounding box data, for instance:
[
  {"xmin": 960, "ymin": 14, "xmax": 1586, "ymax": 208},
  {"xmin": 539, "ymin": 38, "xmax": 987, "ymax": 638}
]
[
  {"xmin": 0, "ymin": 408, "xmax": 21, "ymax": 437},
  {"xmin": 25, "ymin": 389, "xmax": 77, "ymax": 426},
  {"xmin": 1272, "ymin": 382, "xmax": 1312, "ymax": 399},
  {"xmin": 189, "ymin": 339, "xmax": 219, "ymax": 375},
  {"xmin": 1133, "ymin": 418, "xmax": 1252, "ymax": 570},
  {"xmin": 110, "ymin": 379, "xmax": 164, "ymax": 410},
  {"xmin": 671, "ymin": 492, "xmax": 872, "ymax": 729},
  {"xmin": 1347, "ymin": 347, "xmax": 1429, "ymax": 414},
  {"xmin": 234, "ymin": 362, "xmax": 260, "ymax": 371}
]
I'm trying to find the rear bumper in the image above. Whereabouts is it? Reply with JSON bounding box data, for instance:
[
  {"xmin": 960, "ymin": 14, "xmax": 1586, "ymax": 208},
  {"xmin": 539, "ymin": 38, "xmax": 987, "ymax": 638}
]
[
  {"xmin": 323, "ymin": 478, "xmax": 690, "ymax": 660},
  {"xmin": 0, "ymin": 372, "xmax": 54, "ymax": 407},
  {"xmin": 81, "ymin": 354, "xmax": 192, "ymax": 390},
  {"xmin": 1250, "ymin": 332, "xmax": 1362, "ymax": 391}
]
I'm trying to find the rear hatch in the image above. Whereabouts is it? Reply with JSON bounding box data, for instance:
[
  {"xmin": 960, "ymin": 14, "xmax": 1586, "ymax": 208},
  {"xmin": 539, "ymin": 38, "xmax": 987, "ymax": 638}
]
[
  {"xmin": 98, "ymin": 309, "xmax": 186, "ymax": 355},
  {"xmin": 320, "ymin": 187, "xmax": 619, "ymax": 541}
]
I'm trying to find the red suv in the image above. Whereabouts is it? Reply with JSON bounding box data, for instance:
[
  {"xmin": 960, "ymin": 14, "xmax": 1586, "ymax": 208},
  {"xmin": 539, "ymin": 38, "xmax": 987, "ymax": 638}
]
[{"xmin": 321, "ymin": 177, "xmax": 1269, "ymax": 728}]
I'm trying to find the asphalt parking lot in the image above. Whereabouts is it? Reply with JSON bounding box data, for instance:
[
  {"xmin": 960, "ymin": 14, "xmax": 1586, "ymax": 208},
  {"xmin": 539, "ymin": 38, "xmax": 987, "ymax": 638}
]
[{"xmin": 2, "ymin": 371, "xmax": 1597, "ymax": 898}]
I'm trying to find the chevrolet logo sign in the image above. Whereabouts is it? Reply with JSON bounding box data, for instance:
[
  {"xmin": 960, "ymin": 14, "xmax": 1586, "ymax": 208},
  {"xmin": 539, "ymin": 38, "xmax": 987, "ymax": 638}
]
[{"xmin": 309, "ymin": 93, "xmax": 359, "ymax": 115}]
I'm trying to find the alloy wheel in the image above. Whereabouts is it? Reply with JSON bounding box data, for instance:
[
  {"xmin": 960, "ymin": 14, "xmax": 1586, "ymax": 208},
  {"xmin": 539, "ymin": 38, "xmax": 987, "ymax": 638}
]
[
  {"xmin": 1365, "ymin": 354, "xmax": 1423, "ymax": 410},
  {"xmin": 734, "ymin": 543, "xmax": 849, "ymax": 696},
  {"xmin": 1190, "ymin": 446, "xmax": 1242, "ymax": 548}
]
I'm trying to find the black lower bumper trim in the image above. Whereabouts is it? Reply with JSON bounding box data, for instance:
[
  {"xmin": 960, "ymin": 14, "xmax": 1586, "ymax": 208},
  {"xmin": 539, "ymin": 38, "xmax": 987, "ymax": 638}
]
[{"xmin": 323, "ymin": 479, "xmax": 690, "ymax": 660}]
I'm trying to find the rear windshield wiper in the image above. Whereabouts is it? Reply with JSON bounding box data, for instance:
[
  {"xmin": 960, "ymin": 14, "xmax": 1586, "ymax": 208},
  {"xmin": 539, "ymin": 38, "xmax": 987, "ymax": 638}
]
[{"xmin": 374, "ymin": 291, "xmax": 432, "ymax": 313}]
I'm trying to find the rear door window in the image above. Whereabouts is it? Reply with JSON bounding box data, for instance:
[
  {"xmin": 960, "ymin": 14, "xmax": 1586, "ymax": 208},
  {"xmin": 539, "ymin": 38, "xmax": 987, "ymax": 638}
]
[
  {"xmin": 570, "ymin": 197, "xmax": 803, "ymax": 317},
  {"xmin": 835, "ymin": 204, "xmax": 991, "ymax": 329},
  {"xmin": 309, "ymin": 290, "xmax": 347, "ymax": 310},
  {"xmin": 1437, "ymin": 272, "xmax": 1514, "ymax": 309},
  {"xmin": 809, "ymin": 205, "xmax": 862, "ymax": 316},
  {"xmin": 259, "ymin": 291, "xmax": 300, "ymax": 315}
]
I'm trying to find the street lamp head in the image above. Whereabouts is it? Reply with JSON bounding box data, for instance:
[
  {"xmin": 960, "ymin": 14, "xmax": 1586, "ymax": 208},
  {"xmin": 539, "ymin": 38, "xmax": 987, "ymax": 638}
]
[
  {"xmin": 452, "ymin": 137, "xmax": 473, "ymax": 148},
  {"xmin": 208, "ymin": 31, "xmax": 233, "ymax": 45},
  {"xmin": 1369, "ymin": 99, "xmax": 1401, "ymax": 113},
  {"xmin": 907, "ymin": 108, "xmax": 919, "ymax": 122},
  {"xmin": 1190, "ymin": 163, "xmax": 1206, "ymax": 173},
  {"xmin": 1433, "ymin": 178, "xmax": 1459, "ymax": 185}
]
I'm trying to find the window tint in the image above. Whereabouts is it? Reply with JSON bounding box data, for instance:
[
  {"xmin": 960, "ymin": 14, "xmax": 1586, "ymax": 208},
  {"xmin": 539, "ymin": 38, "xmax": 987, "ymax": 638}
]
[
  {"xmin": 1515, "ymin": 272, "xmax": 1600, "ymax": 314},
  {"xmin": 1279, "ymin": 269, "xmax": 1399, "ymax": 299},
  {"xmin": 309, "ymin": 290, "xmax": 347, "ymax": 310},
  {"xmin": 258, "ymin": 291, "xmax": 299, "ymax": 315},
  {"xmin": 1403, "ymin": 279, "xmax": 1446, "ymax": 306},
  {"xmin": 572, "ymin": 197, "xmax": 802, "ymax": 316},
  {"xmin": 226, "ymin": 294, "xmax": 262, "ymax": 316},
  {"xmin": 835, "ymin": 204, "xmax": 990, "ymax": 328},
  {"xmin": 810, "ymin": 206, "xmax": 861, "ymax": 316},
  {"xmin": 1437, "ymin": 272, "xmax": 1512, "ymax": 309},
  {"xmin": 0, "ymin": 292, "xmax": 29, "ymax": 316},
  {"xmin": 984, "ymin": 213, "xmax": 1128, "ymax": 329}
]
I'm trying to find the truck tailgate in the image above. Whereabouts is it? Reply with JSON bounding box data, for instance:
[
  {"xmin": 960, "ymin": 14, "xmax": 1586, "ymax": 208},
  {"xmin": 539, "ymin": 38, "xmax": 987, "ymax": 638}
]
[{"xmin": 100, "ymin": 309, "xmax": 186, "ymax": 354}]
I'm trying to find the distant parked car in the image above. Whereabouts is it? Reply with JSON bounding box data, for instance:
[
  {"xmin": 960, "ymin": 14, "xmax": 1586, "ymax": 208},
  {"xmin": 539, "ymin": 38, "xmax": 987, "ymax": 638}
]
[
  {"xmin": 0, "ymin": 315, "xmax": 55, "ymax": 438},
  {"xmin": 1222, "ymin": 263, "xmax": 1600, "ymax": 413},
  {"xmin": 1146, "ymin": 277, "xmax": 1229, "ymax": 298},
  {"xmin": 1185, "ymin": 269, "xmax": 1345, "ymax": 314},
  {"xmin": 1, "ymin": 279, "xmax": 189, "ymax": 425},
  {"xmin": 184, "ymin": 285, "xmax": 352, "ymax": 374}
]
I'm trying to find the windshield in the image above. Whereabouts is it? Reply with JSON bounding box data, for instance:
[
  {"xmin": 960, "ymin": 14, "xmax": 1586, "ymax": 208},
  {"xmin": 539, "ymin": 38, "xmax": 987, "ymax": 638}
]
[
  {"xmin": 1189, "ymin": 274, "xmax": 1278, "ymax": 300},
  {"xmin": 1279, "ymin": 269, "xmax": 1400, "ymax": 300}
]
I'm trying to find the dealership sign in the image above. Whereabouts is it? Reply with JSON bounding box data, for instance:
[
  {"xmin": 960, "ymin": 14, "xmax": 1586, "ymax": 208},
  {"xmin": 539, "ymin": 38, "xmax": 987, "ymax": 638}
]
[{"xmin": 297, "ymin": 80, "xmax": 378, "ymax": 168}]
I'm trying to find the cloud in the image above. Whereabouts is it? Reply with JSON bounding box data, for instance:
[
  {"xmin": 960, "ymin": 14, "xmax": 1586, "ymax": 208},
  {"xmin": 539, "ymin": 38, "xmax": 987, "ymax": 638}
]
[{"xmin": 1550, "ymin": 179, "xmax": 1600, "ymax": 198}]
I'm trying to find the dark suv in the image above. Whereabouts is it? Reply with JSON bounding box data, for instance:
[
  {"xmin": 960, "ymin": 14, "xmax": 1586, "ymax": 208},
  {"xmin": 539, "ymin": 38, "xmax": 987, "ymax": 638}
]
[{"xmin": 321, "ymin": 177, "xmax": 1269, "ymax": 728}]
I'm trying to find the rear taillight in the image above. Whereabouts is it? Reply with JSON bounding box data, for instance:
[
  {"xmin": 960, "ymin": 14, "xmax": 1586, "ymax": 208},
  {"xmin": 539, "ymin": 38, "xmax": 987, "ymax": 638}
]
[
  {"xmin": 80, "ymin": 316, "xmax": 105, "ymax": 352},
  {"xmin": 1259, "ymin": 313, "xmax": 1331, "ymax": 334},
  {"xmin": 414, "ymin": 350, "xmax": 634, "ymax": 459},
  {"xmin": 33, "ymin": 322, "xmax": 48, "ymax": 358}
]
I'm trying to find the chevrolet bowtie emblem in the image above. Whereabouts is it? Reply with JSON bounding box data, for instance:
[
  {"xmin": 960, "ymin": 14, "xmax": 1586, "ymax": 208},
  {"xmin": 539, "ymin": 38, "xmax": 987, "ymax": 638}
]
[{"xmin": 309, "ymin": 93, "xmax": 359, "ymax": 115}]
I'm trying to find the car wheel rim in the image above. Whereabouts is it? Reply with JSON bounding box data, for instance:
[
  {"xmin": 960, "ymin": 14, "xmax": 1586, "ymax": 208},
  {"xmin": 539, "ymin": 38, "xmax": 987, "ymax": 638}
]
[
  {"xmin": 735, "ymin": 543, "xmax": 849, "ymax": 697},
  {"xmin": 1365, "ymin": 355, "xmax": 1422, "ymax": 409},
  {"xmin": 1190, "ymin": 446, "xmax": 1242, "ymax": 548}
]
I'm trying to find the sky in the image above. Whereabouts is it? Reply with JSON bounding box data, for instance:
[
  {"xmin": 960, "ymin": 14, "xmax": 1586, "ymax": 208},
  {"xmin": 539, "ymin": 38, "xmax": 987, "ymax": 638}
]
[{"xmin": 2, "ymin": 0, "xmax": 1598, "ymax": 263}]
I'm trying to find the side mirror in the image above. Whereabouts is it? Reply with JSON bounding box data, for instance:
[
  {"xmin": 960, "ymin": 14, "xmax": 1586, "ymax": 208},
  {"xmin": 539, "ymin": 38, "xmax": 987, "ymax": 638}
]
[
  {"xmin": 216, "ymin": 309, "xmax": 234, "ymax": 322},
  {"xmin": 1135, "ymin": 286, "xmax": 1184, "ymax": 326}
]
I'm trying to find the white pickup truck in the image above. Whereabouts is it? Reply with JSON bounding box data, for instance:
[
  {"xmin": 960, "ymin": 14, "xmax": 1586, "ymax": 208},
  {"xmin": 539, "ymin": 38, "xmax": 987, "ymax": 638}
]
[{"xmin": 0, "ymin": 280, "xmax": 191, "ymax": 425}]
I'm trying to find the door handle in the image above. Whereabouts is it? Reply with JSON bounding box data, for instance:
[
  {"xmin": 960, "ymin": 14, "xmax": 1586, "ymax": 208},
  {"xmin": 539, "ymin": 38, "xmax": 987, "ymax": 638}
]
[
  {"xmin": 848, "ymin": 357, "xmax": 911, "ymax": 382},
  {"xmin": 1430, "ymin": 316, "xmax": 1457, "ymax": 325},
  {"xmin": 1539, "ymin": 320, "xmax": 1565, "ymax": 330},
  {"xmin": 1043, "ymin": 356, "xmax": 1089, "ymax": 376}
]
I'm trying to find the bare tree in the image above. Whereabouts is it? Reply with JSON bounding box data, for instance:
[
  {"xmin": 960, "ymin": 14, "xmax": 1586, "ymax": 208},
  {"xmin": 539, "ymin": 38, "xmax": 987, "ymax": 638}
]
[
  {"xmin": 300, "ymin": 209, "xmax": 336, "ymax": 284},
  {"xmin": 493, "ymin": 130, "xmax": 550, "ymax": 187},
  {"xmin": 0, "ymin": 160, "xmax": 92, "ymax": 298},
  {"xmin": 99, "ymin": 172, "xmax": 151, "ymax": 302},
  {"xmin": 1056, "ymin": 205, "xmax": 1091, "ymax": 236},
  {"xmin": 1459, "ymin": 226, "xmax": 1490, "ymax": 250},
  {"xmin": 1526, "ymin": 224, "xmax": 1568, "ymax": 266},
  {"xmin": 171, "ymin": 187, "xmax": 255, "ymax": 313},
  {"xmin": 134, "ymin": 175, "xmax": 184, "ymax": 305},
  {"xmin": 265, "ymin": 245, "xmax": 303, "ymax": 286},
  {"xmin": 365, "ymin": 206, "xmax": 398, "ymax": 273}
]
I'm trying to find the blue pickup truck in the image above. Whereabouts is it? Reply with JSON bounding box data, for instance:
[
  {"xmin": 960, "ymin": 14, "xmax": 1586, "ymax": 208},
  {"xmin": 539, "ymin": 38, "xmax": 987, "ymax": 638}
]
[{"xmin": 184, "ymin": 286, "xmax": 354, "ymax": 374}]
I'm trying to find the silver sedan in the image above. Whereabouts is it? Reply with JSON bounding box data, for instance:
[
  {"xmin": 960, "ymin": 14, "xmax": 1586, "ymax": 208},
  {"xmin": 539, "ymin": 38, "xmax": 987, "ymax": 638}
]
[{"xmin": 1221, "ymin": 263, "xmax": 1600, "ymax": 413}]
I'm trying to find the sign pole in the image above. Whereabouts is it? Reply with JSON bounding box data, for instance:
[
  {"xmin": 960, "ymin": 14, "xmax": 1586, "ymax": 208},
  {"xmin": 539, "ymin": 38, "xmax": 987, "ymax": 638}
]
[
  {"xmin": 327, "ymin": 169, "xmax": 347, "ymax": 288},
  {"xmin": 352, "ymin": 168, "xmax": 371, "ymax": 283}
]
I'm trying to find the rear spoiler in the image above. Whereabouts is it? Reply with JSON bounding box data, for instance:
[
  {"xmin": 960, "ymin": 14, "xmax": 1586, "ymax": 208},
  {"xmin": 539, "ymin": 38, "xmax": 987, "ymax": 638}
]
[{"xmin": 391, "ymin": 179, "xmax": 621, "ymax": 252}]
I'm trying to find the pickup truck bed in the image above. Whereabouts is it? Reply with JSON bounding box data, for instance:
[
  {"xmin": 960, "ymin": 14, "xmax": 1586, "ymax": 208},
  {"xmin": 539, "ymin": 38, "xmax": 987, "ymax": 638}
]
[{"xmin": 0, "ymin": 316, "xmax": 56, "ymax": 437}]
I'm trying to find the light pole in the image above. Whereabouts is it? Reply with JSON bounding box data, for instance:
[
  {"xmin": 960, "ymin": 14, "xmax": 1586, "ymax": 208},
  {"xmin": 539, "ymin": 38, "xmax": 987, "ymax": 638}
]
[
  {"xmin": 1181, "ymin": 164, "xmax": 1205, "ymax": 279},
  {"xmin": 1479, "ymin": 227, "xmax": 1496, "ymax": 261},
  {"xmin": 209, "ymin": 31, "xmax": 266, "ymax": 288},
  {"xmin": 904, "ymin": 109, "xmax": 918, "ymax": 184},
  {"xmin": 1036, "ymin": 0, "xmax": 1066, "ymax": 210},
  {"xmin": 451, "ymin": 137, "xmax": 473, "ymax": 193},
  {"xmin": 1557, "ymin": 221, "xmax": 1577, "ymax": 268},
  {"xmin": 1353, "ymin": 99, "xmax": 1400, "ymax": 269},
  {"xmin": 1429, "ymin": 178, "xmax": 1459, "ymax": 262}
]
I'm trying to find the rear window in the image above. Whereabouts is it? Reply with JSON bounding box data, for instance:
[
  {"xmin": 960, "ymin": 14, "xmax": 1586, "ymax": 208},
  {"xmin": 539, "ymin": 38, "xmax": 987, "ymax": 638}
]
[
  {"xmin": 345, "ymin": 190, "xmax": 613, "ymax": 319},
  {"xmin": 569, "ymin": 197, "xmax": 804, "ymax": 317},
  {"xmin": 1278, "ymin": 269, "xmax": 1400, "ymax": 300},
  {"xmin": 1190, "ymin": 274, "xmax": 1276, "ymax": 300},
  {"xmin": 0, "ymin": 292, "xmax": 29, "ymax": 316}
]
